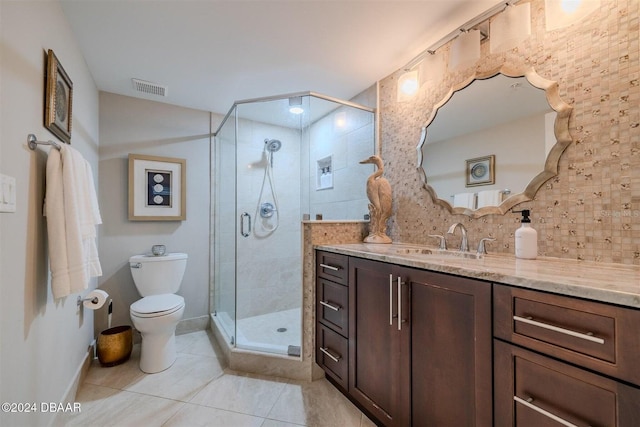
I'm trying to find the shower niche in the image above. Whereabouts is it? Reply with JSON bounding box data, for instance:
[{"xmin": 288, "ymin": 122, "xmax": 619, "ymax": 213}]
[
  {"xmin": 211, "ymin": 91, "xmax": 375, "ymax": 368},
  {"xmin": 316, "ymin": 155, "xmax": 333, "ymax": 190}
]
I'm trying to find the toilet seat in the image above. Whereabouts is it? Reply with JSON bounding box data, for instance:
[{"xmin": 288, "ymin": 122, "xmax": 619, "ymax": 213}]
[{"xmin": 130, "ymin": 294, "xmax": 185, "ymax": 318}]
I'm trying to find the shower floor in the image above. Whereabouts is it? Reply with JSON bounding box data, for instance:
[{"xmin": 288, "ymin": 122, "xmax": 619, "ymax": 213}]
[{"xmin": 215, "ymin": 307, "xmax": 301, "ymax": 356}]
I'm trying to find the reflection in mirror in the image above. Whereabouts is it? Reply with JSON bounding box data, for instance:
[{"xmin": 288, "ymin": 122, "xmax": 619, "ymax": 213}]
[{"xmin": 417, "ymin": 66, "xmax": 572, "ymax": 217}]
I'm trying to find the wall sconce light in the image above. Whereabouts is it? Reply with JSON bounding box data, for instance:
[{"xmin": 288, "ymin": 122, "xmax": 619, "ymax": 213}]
[
  {"xmin": 393, "ymin": 0, "xmax": 528, "ymax": 96},
  {"xmin": 448, "ymin": 29, "xmax": 481, "ymax": 72},
  {"xmin": 490, "ymin": 2, "xmax": 531, "ymax": 53},
  {"xmin": 397, "ymin": 69, "xmax": 420, "ymax": 102},
  {"xmin": 545, "ymin": 0, "xmax": 600, "ymax": 30},
  {"xmin": 419, "ymin": 51, "xmax": 445, "ymax": 87},
  {"xmin": 289, "ymin": 96, "xmax": 304, "ymax": 114}
]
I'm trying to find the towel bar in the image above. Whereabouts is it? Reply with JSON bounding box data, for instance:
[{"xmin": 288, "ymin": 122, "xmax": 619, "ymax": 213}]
[
  {"xmin": 27, "ymin": 134, "xmax": 62, "ymax": 151},
  {"xmin": 449, "ymin": 189, "xmax": 511, "ymax": 198}
]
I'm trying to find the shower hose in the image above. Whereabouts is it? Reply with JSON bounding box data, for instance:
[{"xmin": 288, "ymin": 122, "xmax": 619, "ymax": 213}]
[{"xmin": 254, "ymin": 148, "xmax": 279, "ymax": 236}]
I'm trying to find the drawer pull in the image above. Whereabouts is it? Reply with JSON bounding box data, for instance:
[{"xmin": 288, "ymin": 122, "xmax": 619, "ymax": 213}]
[
  {"xmin": 320, "ymin": 347, "xmax": 341, "ymax": 363},
  {"xmin": 514, "ymin": 396, "xmax": 579, "ymax": 427},
  {"xmin": 319, "ymin": 263, "xmax": 340, "ymax": 271},
  {"xmin": 397, "ymin": 277, "xmax": 403, "ymax": 331},
  {"xmin": 513, "ymin": 315, "xmax": 605, "ymax": 345},
  {"xmin": 389, "ymin": 274, "xmax": 393, "ymax": 326},
  {"xmin": 320, "ymin": 300, "xmax": 341, "ymax": 311}
]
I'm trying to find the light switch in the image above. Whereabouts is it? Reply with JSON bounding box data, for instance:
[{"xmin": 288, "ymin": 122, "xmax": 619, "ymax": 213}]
[{"xmin": 0, "ymin": 174, "xmax": 16, "ymax": 213}]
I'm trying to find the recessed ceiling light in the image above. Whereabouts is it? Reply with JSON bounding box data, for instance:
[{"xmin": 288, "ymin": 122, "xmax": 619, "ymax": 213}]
[{"xmin": 289, "ymin": 96, "xmax": 304, "ymax": 114}]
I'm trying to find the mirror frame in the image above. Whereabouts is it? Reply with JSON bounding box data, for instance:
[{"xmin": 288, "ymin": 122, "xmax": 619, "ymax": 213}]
[{"xmin": 416, "ymin": 64, "xmax": 573, "ymax": 218}]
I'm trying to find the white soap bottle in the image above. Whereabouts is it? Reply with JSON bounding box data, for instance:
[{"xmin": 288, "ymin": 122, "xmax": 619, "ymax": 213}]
[{"xmin": 515, "ymin": 209, "xmax": 537, "ymax": 259}]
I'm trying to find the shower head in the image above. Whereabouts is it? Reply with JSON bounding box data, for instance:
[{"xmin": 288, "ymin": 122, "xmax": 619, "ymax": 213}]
[{"xmin": 264, "ymin": 139, "xmax": 282, "ymax": 152}]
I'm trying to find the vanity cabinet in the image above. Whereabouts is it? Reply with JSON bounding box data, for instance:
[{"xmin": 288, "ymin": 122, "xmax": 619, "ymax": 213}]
[
  {"xmin": 316, "ymin": 252, "xmax": 350, "ymax": 390},
  {"xmin": 348, "ymin": 258, "xmax": 408, "ymax": 426},
  {"xmin": 316, "ymin": 252, "xmax": 492, "ymax": 426},
  {"xmin": 316, "ymin": 246, "xmax": 640, "ymax": 426},
  {"xmin": 494, "ymin": 285, "xmax": 640, "ymax": 426},
  {"xmin": 409, "ymin": 267, "xmax": 492, "ymax": 426}
]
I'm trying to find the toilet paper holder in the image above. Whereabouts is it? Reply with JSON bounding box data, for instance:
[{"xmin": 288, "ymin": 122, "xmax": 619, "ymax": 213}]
[
  {"xmin": 76, "ymin": 289, "xmax": 109, "ymax": 309},
  {"xmin": 77, "ymin": 295, "xmax": 99, "ymax": 306}
]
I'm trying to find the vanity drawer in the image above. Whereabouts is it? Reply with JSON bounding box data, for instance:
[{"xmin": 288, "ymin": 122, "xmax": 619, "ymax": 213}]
[
  {"xmin": 316, "ymin": 323, "xmax": 349, "ymax": 390},
  {"xmin": 494, "ymin": 285, "xmax": 640, "ymax": 386},
  {"xmin": 494, "ymin": 339, "xmax": 640, "ymax": 427},
  {"xmin": 316, "ymin": 251, "xmax": 348, "ymax": 285},
  {"xmin": 317, "ymin": 278, "xmax": 348, "ymax": 337}
]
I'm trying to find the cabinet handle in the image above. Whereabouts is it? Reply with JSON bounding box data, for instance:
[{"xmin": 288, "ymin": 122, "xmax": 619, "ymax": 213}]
[
  {"xmin": 320, "ymin": 347, "xmax": 341, "ymax": 363},
  {"xmin": 319, "ymin": 263, "xmax": 340, "ymax": 271},
  {"xmin": 514, "ymin": 396, "xmax": 579, "ymax": 427},
  {"xmin": 513, "ymin": 315, "xmax": 605, "ymax": 345},
  {"xmin": 389, "ymin": 274, "xmax": 394, "ymax": 326},
  {"xmin": 320, "ymin": 300, "xmax": 340, "ymax": 311},
  {"xmin": 397, "ymin": 277, "xmax": 404, "ymax": 331}
]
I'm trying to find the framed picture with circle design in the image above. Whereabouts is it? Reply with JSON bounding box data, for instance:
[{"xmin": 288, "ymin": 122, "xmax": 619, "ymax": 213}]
[
  {"xmin": 466, "ymin": 155, "xmax": 495, "ymax": 187},
  {"xmin": 45, "ymin": 49, "xmax": 73, "ymax": 144},
  {"xmin": 128, "ymin": 154, "xmax": 187, "ymax": 221}
]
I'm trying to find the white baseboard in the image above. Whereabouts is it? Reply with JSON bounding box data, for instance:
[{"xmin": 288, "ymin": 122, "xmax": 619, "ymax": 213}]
[
  {"xmin": 176, "ymin": 315, "xmax": 209, "ymax": 335},
  {"xmin": 51, "ymin": 343, "xmax": 92, "ymax": 427}
]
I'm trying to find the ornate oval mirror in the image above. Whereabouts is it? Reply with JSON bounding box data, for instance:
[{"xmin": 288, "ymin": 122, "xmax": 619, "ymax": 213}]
[{"xmin": 417, "ymin": 65, "xmax": 572, "ymax": 218}]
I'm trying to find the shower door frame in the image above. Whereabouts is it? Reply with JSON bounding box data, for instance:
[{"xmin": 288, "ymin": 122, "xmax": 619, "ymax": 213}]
[{"xmin": 211, "ymin": 91, "xmax": 376, "ymax": 357}]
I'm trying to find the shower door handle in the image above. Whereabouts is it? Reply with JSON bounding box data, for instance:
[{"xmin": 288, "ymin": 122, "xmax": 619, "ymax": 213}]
[{"xmin": 240, "ymin": 212, "xmax": 251, "ymax": 237}]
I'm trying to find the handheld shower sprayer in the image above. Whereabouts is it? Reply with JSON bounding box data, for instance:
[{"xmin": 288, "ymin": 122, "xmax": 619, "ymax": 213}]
[{"xmin": 264, "ymin": 139, "xmax": 281, "ymax": 167}]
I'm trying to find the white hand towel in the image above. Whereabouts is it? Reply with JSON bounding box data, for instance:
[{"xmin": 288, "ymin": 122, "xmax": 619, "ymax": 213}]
[
  {"xmin": 453, "ymin": 192, "xmax": 475, "ymax": 209},
  {"xmin": 45, "ymin": 145, "xmax": 102, "ymax": 299},
  {"xmin": 45, "ymin": 147, "xmax": 72, "ymax": 297},
  {"xmin": 61, "ymin": 145, "xmax": 89, "ymax": 295},
  {"xmin": 81, "ymin": 156, "xmax": 102, "ymax": 278},
  {"xmin": 476, "ymin": 190, "xmax": 502, "ymax": 208}
]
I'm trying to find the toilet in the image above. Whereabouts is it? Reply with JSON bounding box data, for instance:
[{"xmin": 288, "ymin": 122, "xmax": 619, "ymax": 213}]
[{"xmin": 129, "ymin": 252, "xmax": 187, "ymax": 373}]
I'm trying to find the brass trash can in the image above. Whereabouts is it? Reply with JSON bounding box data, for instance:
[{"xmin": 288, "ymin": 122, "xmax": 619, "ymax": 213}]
[{"xmin": 97, "ymin": 325, "xmax": 133, "ymax": 367}]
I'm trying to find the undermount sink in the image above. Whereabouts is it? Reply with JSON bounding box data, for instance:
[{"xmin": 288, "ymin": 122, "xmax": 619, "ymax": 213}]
[
  {"xmin": 390, "ymin": 247, "xmax": 433, "ymax": 255},
  {"xmin": 384, "ymin": 245, "xmax": 482, "ymax": 260}
]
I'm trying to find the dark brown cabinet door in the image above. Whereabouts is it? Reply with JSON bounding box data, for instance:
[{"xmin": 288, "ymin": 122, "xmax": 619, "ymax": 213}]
[
  {"xmin": 408, "ymin": 268, "xmax": 492, "ymax": 427},
  {"xmin": 349, "ymin": 257, "xmax": 410, "ymax": 427},
  {"xmin": 495, "ymin": 339, "xmax": 640, "ymax": 427}
]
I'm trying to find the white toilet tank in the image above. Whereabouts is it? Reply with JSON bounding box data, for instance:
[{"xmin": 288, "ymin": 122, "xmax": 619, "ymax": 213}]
[{"xmin": 129, "ymin": 253, "xmax": 188, "ymax": 296}]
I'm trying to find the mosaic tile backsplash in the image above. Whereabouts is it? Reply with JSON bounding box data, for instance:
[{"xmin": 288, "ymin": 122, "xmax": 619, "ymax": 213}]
[{"xmin": 379, "ymin": 0, "xmax": 639, "ymax": 264}]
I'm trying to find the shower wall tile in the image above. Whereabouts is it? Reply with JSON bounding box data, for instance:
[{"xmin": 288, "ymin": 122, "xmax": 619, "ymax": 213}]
[
  {"xmin": 231, "ymin": 120, "xmax": 303, "ymax": 320},
  {"xmin": 379, "ymin": 0, "xmax": 640, "ymax": 265},
  {"xmin": 308, "ymin": 104, "xmax": 375, "ymax": 220}
]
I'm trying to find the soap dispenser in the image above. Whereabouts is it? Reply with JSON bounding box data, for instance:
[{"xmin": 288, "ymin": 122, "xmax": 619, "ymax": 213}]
[{"xmin": 515, "ymin": 210, "xmax": 537, "ymax": 259}]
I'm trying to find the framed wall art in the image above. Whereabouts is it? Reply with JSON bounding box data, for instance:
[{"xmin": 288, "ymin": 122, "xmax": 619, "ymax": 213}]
[
  {"xmin": 466, "ymin": 155, "xmax": 495, "ymax": 187},
  {"xmin": 128, "ymin": 154, "xmax": 186, "ymax": 221},
  {"xmin": 45, "ymin": 49, "xmax": 73, "ymax": 144}
]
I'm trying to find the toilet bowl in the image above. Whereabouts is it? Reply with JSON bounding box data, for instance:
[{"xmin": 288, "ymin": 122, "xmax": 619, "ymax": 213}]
[
  {"xmin": 130, "ymin": 294, "xmax": 185, "ymax": 373},
  {"xmin": 129, "ymin": 253, "xmax": 187, "ymax": 373}
]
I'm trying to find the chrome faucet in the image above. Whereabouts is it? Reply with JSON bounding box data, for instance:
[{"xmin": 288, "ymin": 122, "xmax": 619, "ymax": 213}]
[
  {"xmin": 447, "ymin": 222, "xmax": 469, "ymax": 252},
  {"xmin": 477, "ymin": 237, "xmax": 496, "ymax": 255}
]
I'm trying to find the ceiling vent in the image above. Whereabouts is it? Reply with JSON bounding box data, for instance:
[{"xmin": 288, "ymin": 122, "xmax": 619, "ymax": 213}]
[{"xmin": 131, "ymin": 78, "xmax": 168, "ymax": 97}]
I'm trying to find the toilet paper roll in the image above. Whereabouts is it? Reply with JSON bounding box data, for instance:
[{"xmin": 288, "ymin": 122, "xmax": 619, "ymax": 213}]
[{"xmin": 83, "ymin": 289, "xmax": 109, "ymax": 310}]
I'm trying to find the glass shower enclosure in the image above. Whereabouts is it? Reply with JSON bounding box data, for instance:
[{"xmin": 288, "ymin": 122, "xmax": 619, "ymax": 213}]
[{"xmin": 212, "ymin": 91, "xmax": 375, "ymax": 357}]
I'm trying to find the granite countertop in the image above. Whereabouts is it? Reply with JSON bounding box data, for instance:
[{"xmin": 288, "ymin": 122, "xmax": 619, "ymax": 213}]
[{"xmin": 315, "ymin": 243, "xmax": 640, "ymax": 309}]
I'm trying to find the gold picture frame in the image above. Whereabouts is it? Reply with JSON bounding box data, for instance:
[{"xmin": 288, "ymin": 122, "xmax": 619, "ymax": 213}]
[
  {"xmin": 45, "ymin": 49, "xmax": 73, "ymax": 144},
  {"xmin": 466, "ymin": 155, "xmax": 495, "ymax": 187},
  {"xmin": 128, "ymin": 154, "xmax": 186, "ymax": 221}
]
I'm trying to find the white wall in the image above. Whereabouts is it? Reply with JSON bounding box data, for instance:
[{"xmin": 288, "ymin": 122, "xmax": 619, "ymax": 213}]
[
  {"xmin": 0, "ymin": 1, "xmax": 99, "ymax": 426},
  {"xmin": 98, "ymin": 92, "xmax": 211, "ymax": 334}
]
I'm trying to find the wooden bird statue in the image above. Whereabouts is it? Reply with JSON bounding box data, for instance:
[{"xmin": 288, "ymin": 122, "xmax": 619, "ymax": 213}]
[{"xmin": 360, "ymin": 155, "xmax": 392, "ymax": 244}]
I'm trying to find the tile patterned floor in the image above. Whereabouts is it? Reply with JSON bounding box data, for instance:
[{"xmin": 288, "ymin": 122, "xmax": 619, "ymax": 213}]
[{"xmin": 56, "ymin": 330, "xmax": 375, "ymax": 427}]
